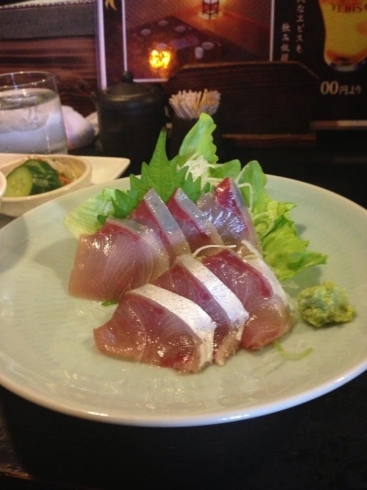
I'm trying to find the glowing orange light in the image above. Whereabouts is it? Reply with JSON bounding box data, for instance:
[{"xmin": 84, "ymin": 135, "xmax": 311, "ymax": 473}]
[
  {"xmin": 202, "ymin": 0, "xmax": 219, "ymax": 19},
  {"xmin": 149, "ymin": 49, "xmax": 171, "ymax": 69}
]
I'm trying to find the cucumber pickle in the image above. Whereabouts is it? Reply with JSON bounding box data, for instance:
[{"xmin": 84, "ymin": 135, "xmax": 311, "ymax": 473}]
[
  {"xmin": 4, "ymin": 165, "xmax": 33, "ymax": 197},
  {"xmin": 4, "ymin": 158, "xmax": 64, "ymax": 197}
]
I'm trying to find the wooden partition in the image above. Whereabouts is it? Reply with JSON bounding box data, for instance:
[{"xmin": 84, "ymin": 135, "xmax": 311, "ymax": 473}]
[
  {"xmin": 0, "ymin": 2, "xmax": 97, "ymax": 117},
  {"xmin": 163, "ymin": 61, "xmax": 319, "ymax": 146}
]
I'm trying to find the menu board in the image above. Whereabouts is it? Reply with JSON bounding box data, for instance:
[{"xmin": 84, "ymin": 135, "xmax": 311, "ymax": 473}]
[
  {"xmin": 96, "ymin": 0, "xmax": 367, "ymax": 129},
  {"xmin": 272, "ymin": 0, "xmax": 367, "ymax": 129}
]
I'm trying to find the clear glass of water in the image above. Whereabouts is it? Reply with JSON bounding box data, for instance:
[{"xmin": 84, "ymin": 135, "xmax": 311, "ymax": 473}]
[{"xmin": 0, "ymin": 71, "xmax": 68, "ymax": 154}]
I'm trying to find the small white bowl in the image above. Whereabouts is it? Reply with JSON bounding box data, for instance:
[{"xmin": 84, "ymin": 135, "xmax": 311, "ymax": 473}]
[
  {"xmin": 1, "ymin": 154, "xmax": 92, "ymax": 217},
  {"xmin": 0, "ymin": 171, "xmax": 7, "ymax": 212}
]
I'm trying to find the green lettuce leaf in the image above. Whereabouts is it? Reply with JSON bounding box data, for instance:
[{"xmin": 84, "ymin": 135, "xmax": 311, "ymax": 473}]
[
  {"xmin": 237, "ymin": 160, "xmax": 327, "ymax": 281},
  {"xmin": 172, "ymin": 113, "xmax": 218, "ymax": 167},
  {"xmin": 63, "ymin": 187, "xmax": 116, "ymax": 237}
]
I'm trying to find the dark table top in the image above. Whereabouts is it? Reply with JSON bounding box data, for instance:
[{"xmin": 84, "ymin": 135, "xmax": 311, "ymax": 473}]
[{"xmin": 1, "ymin": 131, "xmax": 367, "ymax": 490}]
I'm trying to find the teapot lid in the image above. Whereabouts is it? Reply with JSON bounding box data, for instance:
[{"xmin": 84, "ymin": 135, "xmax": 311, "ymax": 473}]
[{"xmin": 95, "ymin": 71, "xmax": 162, "ymax": 104}]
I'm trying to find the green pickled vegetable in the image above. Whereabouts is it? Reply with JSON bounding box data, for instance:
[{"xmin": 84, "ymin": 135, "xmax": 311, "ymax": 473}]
[
  {"xmin": 5, "ymin": 158, "xmax": 64, "ymax": 197},
  {"xmin": 4, "ymin": 165, "xmax": 33, "ymax": 197}
]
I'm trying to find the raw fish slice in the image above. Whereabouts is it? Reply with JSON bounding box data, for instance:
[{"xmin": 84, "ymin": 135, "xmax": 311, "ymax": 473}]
[
  {"xmin": 201, "ymin": 249, "xmax": 292, "ymax": 350},
  {"xmin": 68, "ymin": 218, "xmax": 169, "ymax": 302},
  {"xmin": 244, "ymin": 251, "xmax": 290, "ymax": 306},
  {"xmin": 197, "ymin": 177, "xmax": 261, "ymax": 252},
  {"xmin": 153, "ymin": 254, "xmax": 249, "ymax": 365},
  {"xmin": 94, "ymin": 284, "xmax": 216, "ymax": 373},
  {"xmin": 129, "ymin": 188, "xmax": 191, "ymax": 264},
  {"xmin": 166, "ymin": 188, "xmax": 224, "ymax": 256}
]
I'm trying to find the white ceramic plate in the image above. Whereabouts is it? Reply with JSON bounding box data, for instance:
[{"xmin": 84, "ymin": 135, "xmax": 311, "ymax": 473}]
[
  {"xmin": 0, "ymin": 153, "xmax": 130, "ymax": 187},
  {"xmin": 87, "ymin": 156, "xmax": 130, "ymax": 184},
  {"xmin": 0, "ymin": 176, "xmax": 366, "ymax": 427}
]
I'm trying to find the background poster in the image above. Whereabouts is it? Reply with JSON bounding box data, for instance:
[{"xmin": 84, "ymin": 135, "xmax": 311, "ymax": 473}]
[
  {"xmin": 271, "ymin": 1, "xmax": 367, "ymax": 128},
  {"xmin": 97, "ymin": 0, "xmax": 367, "ymax": 128},
  {"xmin": 96, "ymin": 0, "xmax": 272, "ymax": 83}
]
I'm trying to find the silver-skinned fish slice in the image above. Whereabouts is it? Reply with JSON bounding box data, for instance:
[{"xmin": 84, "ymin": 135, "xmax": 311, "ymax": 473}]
[
  {"xmin": 68, "ymin": 218, "xmax": 169, "ymax": 302},
  {"xmin": 202, "ymin": 249, "xmax": 293, "ymax": 350},
  {"xmin": 129, "ymin": 188, "xmax": 191, "ymax": 264},
  {"xmin": 153, "ymin": 254, "xmax": 249, "ymax": 366},
  {"xmin": 166, "ymin": 188, "xmax": 224, "ymax": 256},
  {"xmin": 197, "ymin": 177, "xmax": 261, "ymax": 253},
  {"xmin": 93, "ymin": 284, "xmax": 216, "ymax": 373}
]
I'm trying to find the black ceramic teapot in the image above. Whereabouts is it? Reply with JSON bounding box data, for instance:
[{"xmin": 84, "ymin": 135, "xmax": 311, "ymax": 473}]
[{"xmin": 91, "ymin": 72, "xmax": 166, "ymax": 174}]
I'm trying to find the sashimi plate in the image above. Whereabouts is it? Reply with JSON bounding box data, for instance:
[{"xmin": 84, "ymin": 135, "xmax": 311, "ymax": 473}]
[{"xmin": 0, "ymin": 176, "xmax": 366, "ymax": 427}]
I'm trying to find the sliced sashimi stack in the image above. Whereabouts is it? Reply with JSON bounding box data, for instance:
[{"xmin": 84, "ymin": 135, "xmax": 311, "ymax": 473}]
[
  {"xmin": 130, "ymin": 189, "xmax": 191, "ymax": 264},
  {"xmin": 69, "ymin": 178, "xmax": 294, "ymax": 373},
  {"xmin": 153, "ymin": 254, "xmax": 248, "ymax": 366},
  {"xmin": 166, "ymin": 188, "xmax": 225, "ymax": 256},
  {"xmin": 94, "ymin": 284, "xmax": 216, "ymax": 374},
  {"xmin": 201, "ymin": 249, "xmax": 293, "ymax": 350},
  {"xmin": 197, "ymin": 177, "xmax": 261, "ymax": 253}
]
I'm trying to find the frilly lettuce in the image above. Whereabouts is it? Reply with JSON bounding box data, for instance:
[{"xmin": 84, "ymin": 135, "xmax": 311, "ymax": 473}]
[
  {"xmin": 235, "ymin": 160, "xmax": 327, "ymax": 281},
  {"xmin": 64, "ymin": 113, "xmax": 327, "ymax": 282}
]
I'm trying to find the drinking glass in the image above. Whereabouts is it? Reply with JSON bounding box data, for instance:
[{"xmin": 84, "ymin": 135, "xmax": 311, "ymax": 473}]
[
  {"xmin": 0, "ymin": 71, "xmax": 68, "ymax": 153},
  {"xmin": 318, "ymin": 0, "xmax": 367, "ymax": 72}
]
